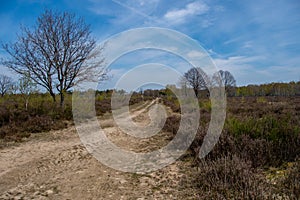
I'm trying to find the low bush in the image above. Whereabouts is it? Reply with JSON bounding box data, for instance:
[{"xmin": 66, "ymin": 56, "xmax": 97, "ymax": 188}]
[
  {"xmin": 191, "ymin": 128, "xmax": 300, "ymax": 168},
  {"xmin": 0, "ymin": 94, "xmax": 71, "ymax": 142},
  {"xmin": 23, "ymin": 115, "xmax": 67, "ymax": 133},
  {"xmin": 162, "ymin": 115, "xmax": 180, "ymax": 135},
  {"xmin": 225, "ymin": 115, "xmax": 299, "ymax": 142},
  {"xmin": 182, "ymin": 96, "xmax": 300, "ymax": 198},
  {"xmin": 95, "ymin": 98, "xmax": 112, "ymax": 116},
  {"xmin": 223, "ymin": 115, "xmax": 300, "ymax": 167},
  {"xmin": 0, "ymin": 92, "xmax": 147, "ymax": 142},
  {"xmin": 162, "ymin": 97, "xmax": 180, "ymax": 113},
  {"xmin": 280, "ymin": 158, "xmax": 300, "ymax": 199},
  {"xmin": 194, "ymin": 154, "xmax": 275, "ymax": 199}
]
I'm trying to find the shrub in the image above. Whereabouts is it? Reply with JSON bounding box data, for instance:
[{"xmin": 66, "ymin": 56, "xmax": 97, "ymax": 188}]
[
  {"xmin": 162, "ymin": 97, "xmax": 180, "ymax": 113},
  {"xmin": 224, "ymin": 115, "xmax": 300, "ymax": 167},
  {"xmin": 95, "ymin": 98, "xmax": 112, "ymax": 116},
  {"xmin": 162, "ymin": 115, "xmax": 180, "ymax": 135},
  {"xmin": 280, "ymin": 159, "xmax": 300, "ymax": 199},
  {"xmin": 192, "ymin": 127, "xmax": 299, "ymax": 168},
  {"xmin": 199, "ymin": 99, "xmax": 211, "ymax": 112},
  {"xmin": 23, "ymin": 115, "xmax": 67, "ymax": 133},
  {"xmin": 194, "ymin": 154, "xmax": 275, "ymax": 199},
  {"xmin": 256, "ymin": 96, "xmax": 267, "ymax": 103}
]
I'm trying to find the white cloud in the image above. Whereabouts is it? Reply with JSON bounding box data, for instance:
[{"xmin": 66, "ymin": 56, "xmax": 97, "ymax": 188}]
[
  {"xmin": 256, "ymin": 65, "xmax": 300, "ymax": 81},
  {"xmin": 213, "ymin": 56, "xmax": 263, "ymax": 85},
  {"xmin": 213, "ymin": 55, "xmax": 300, "ymax": 85},
  {"xmin": 187, "ymin": 50, "xmax": 205, "ymax": 58},
  {"xmin": 207, "ymin": 49, "xmax": 218, "ymax": 56},
  {"xmin": 104, "ymin": 64, "xmax": 181, "ymax": 91},
  {"xmin": 98, "ymin": 68, "xmax": 126, "ymax": 90},
  {"xmin": 223, "ymin": 36, "xmax": 243, "ymax": 45},
  {"xmin": 163, "ymin": 1, "xmax": 209, "ymax": 24},
  {"xmin": 242, "ymin": 41, "xmax": 253, "ymax": 49},
  {"xmin": 213, "ymin": 56, "xmax": 263, "ymax": 74},
  {"xmin": 215, "ymin": 56, "xmax": 263, "ymax": 65},
  {"xmin": 123, "ymin": 0, "xmax": 160, "ymax": 11}
]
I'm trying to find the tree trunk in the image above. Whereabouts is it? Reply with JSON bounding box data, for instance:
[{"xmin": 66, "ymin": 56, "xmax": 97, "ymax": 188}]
[
  {"xmin": 50, "ymin": 91, "xmax": 56, "ymax": 102},
  {"xmin": 25, "ymin": 98, "xmax": 28, "ymax": 111},
  {"xmin": 60, "ymin": 91, "xmax": 64, "ymax": 109},
  {"xmin": 51, "ymin": 94, "xmax": 56, "ymax": 102},
  {"xmin": 194, "ymin": 89, "xmax": 199, "ymax": 98}
]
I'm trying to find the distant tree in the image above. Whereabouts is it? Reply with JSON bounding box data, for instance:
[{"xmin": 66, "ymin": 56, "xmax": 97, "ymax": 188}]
[
  {"xmin": 1, "ymin": 10, "xmax": 106, "ymax": 107},
  {"xmin": 18, "ymin": 74, "xmax": 38, "ymax": 110},
  {"xmin": 296, "ymin": 81, "xmax": 300, "ymax": 96},
  {"xmin": 183, "ymin": 67, "xmax": 208, "ymax": 97},
  {"xmin": 178, "ymin": 76, "xmax": 188, "ymax": 96},
  {"xmin": 0, "ymin": 74, "xmax": 13, "ymax": 97},
  {"xmin": 234, "ymin": 81, "xmax": 300, "ymax": 97},
  {"xmin": 143, "ymin": 89, "xmax": 159, "ymax": 98},
  {"xmin": 214, "ymin": 70, "xmax": 236, "ymax": 96}
]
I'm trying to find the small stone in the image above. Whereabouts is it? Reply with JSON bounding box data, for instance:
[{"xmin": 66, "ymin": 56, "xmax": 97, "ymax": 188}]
[
  {"xmin": 119, "ymin": 179, "xmax": 127, "ymax": 184},
  {"xmin": 33, "ymin": 191, "xmax": 40, "ymax": 196},
  {"xmin": 8, "ymin": 188, "xmax": 16, "ymax": 194},
  {"xmin": 14, "ymin": 194, "xmax": 24, "ymax": 200},
  {"xmin": 140, "ymin": 182, "xmax": 148, "ymax": 187},
  {"xmin": 46, "ymin": 190, "xmax": 54, "ymax": 195}
]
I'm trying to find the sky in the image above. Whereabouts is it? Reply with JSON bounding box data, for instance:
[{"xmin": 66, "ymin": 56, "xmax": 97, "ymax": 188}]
[{"xmin": 0, "ymin": 0, "xmax": 300, "ymax": 90}]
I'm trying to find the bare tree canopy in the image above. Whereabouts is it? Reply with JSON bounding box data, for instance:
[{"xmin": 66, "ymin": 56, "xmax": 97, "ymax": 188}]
[
  {"xmin": 219, "ymin": 70, "xmax": 236, "ymax": 88},
  {"xmin": 0, "ymin": 74, "xmax": 13, "ymax": 97},
  {"xmin": 183, "ymin": 67, "xmax": 208, "ymax": 97},
  {"xmin": 213, "ymin": 70, "xmax": 236, "ymax": 96},
  {"xmin": 1, "ymin": 10, "xmax": 106, "ymax": 106}
]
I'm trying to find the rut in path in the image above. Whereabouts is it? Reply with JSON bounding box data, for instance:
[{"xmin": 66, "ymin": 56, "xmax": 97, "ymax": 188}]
[{"xmin": 0, "ymin": 100, "xmax": 199, "ymax": 200}]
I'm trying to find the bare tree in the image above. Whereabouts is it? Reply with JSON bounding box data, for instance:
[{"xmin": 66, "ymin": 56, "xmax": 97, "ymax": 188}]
[
  {"xmin": 18, "ymin": 74, "xmax": 38, "ymax": 110},
  {"xmin": 178, "ymin": 76, "xmax": 188, "ymax": 96},
  {"xmin": 214, "ymin": 70, "xmax": 236, "ymax": 96},
  {"xmin": 0, "ymin": 74, "xmax": 13, "ymax": 97},
  {"xmin": 183, "ymin": 67, "xmax": 208, "ymax": 97},
  {"xmin": 1, "ymin": 10, "xmax": 106, "ymax": 107}
]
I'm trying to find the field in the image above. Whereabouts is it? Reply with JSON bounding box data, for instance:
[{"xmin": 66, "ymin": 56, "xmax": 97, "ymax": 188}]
[
  {"xmin": 0, "ymin": 92, "xmax": 299, "ymax": 199},
  {"xmin": 1, "ymin": 2, "xmax": 300, "ymax": 199}
]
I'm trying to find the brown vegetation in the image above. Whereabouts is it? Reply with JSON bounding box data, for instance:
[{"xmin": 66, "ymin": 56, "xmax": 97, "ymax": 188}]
[{"xmin": 161, "ymin": 95, "xmax": 300, "ymax": 198}]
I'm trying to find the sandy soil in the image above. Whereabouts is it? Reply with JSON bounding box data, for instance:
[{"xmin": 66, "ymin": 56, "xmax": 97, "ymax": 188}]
[{"xmin": 0, "ymin": 100, "xmax": 198, "ymax": 200}]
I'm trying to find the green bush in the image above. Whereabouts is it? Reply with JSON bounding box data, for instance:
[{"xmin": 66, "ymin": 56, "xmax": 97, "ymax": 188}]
[
  {"xmin": 225, "ymin": 115, "xmax": 299, "ymax": 142},
  {"xmin": 0, "ymin": 94, "xmax": 70, "ymax": 142}
]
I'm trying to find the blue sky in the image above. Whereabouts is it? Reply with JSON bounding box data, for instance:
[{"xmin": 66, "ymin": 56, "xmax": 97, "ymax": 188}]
[{"xmin": 0, "ymin": 0, "xmax": 300, "ymax": 89}]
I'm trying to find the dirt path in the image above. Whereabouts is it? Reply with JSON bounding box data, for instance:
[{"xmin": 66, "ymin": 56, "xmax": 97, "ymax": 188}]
[{"xmin": 0, "ymin": 100, "xmax": 198, "ymax": 200}]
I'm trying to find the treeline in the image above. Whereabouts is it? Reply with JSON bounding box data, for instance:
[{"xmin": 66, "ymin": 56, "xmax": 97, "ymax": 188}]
[
  {"xmin": 235, "ymin": 81, "xmax": 300, "ymax": 97},
  {"xmin": 180, "ymin": 67, "xmax": 300, "ymax": 97},
  {"xmin": 139, "ymin": 81, "xmax": 300, "ymax": 98}
]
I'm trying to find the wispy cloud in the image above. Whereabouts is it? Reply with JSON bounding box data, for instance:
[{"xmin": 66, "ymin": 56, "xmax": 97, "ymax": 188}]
[
  {"xmin": 213, "ymin": 55, "xmax": 300, "ymax": 85},
  {"xmin": 111, "ymin": 0, "xmax": 156, "ymax": 21},
  {"xmin": 163, "ymin": 1, "xmax": 209, "ymax": 25},
  {"xmin": 214, "ymin": 56, "xmax": 263, "ymax": 85},
  {"xmin": 187, "ymin": 50, "xmax": 206, "ymax": 59}
]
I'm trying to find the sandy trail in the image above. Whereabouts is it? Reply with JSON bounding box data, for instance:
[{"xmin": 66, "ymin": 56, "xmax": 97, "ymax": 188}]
[{"xmin": 0, "ymin": 100, "xmax": 198, "ymax": 200}]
